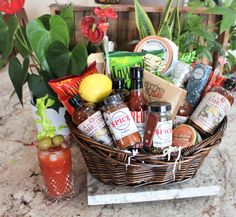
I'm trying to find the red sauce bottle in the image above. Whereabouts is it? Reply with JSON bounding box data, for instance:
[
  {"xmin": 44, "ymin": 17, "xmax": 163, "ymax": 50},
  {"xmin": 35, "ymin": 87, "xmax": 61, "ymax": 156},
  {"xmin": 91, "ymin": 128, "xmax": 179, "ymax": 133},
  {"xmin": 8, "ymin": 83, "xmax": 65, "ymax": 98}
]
[
  {"xmin": 127, "ymin": 67, "xmax": 147, "ymax": 147},
  {"xmin": 111, "ymin": 78, "xmax": 130, "ymax": 102}
]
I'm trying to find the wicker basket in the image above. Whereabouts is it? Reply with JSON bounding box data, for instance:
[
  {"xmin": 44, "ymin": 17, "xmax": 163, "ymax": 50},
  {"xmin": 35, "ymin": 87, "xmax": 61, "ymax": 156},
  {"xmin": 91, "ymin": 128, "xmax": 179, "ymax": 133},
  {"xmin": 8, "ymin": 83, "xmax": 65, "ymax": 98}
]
[{"xmin": 66, "ymin": 114, "xmax": 227, "ymax": 187}]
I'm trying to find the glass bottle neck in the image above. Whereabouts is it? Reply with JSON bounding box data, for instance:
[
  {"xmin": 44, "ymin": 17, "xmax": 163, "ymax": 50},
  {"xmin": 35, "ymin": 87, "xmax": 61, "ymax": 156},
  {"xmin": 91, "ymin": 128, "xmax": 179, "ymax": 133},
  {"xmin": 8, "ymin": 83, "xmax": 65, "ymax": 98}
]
[{"xmin": 131, "ymin": 79, "xmax": 143, "ymax": 90}]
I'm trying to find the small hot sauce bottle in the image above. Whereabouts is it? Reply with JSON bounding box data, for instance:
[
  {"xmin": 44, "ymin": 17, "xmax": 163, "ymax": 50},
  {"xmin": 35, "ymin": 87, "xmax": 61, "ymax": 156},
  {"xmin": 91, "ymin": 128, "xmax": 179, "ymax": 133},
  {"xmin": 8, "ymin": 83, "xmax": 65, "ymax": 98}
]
[
  {"xmin": 69, "ymin": 95, "xmax": 113, "ymax": 146},
  {"xmin": 111, "ymin": 78, "xmax": 129, "ymax": 102},
  {"xmin": 127, "ymin": 67, "xmax": 147, "ymax": 146}
]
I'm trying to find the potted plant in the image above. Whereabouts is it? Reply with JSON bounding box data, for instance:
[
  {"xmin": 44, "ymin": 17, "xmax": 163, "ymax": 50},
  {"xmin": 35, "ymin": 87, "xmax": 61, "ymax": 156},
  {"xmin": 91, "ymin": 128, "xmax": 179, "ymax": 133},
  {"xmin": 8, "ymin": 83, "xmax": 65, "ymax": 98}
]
[
  {"xmin": 1, "ymin": 1, "xmax": 88, "ymax": 108},
  {"xmin": 0, "ymin": 1, "xmax": 90, "ymax": 135},
  {"xmin": 134, "ymin": 0, "xmax": 226, "ymax": 64}
]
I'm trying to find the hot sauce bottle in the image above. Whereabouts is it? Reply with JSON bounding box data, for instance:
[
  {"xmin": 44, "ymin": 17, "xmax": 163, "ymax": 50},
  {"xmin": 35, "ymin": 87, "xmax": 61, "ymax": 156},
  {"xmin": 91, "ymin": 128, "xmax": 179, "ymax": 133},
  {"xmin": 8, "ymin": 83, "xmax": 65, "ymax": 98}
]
[
  {"xmin": 111, "ymin": 78, "xmax": 129, "ymax": 102},
  {"xmin": 127, "ymin": 67, "xmax": 147, "ymax": 145},
  {"xmin": 69, "ymin": 95, "xmax": 113, "ymax": 146},
  {"xmin": 188, "ymin": 78, "xmax": 235, "ymax": 137},
  {"xmin": 174, "ymin": 101, "xmax": 193, "ymax": 126}
]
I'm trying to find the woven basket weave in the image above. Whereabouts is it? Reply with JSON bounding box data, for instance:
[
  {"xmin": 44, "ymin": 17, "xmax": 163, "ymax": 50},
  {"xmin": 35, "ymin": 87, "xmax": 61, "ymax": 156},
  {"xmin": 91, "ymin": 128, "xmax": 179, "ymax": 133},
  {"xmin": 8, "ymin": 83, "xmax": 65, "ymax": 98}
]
[{"xmin": 66, "ymin": 114, "xmax": 227, "ymax": 187}]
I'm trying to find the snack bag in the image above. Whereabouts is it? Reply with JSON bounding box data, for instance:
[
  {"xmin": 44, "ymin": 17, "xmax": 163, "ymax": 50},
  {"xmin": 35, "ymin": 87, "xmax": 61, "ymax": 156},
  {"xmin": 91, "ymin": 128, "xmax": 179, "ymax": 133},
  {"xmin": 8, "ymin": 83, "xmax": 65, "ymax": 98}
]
[
  {"xmin": 143, "ymin": 70, "xmax": 187, "ymax": 118},
  {"xmin": 48, "ymin": 63, "xmax": 98, "ymax": 115},
  {"xmin": 109, "ymin": 50, "xmax": 164, "ymax": 89}
]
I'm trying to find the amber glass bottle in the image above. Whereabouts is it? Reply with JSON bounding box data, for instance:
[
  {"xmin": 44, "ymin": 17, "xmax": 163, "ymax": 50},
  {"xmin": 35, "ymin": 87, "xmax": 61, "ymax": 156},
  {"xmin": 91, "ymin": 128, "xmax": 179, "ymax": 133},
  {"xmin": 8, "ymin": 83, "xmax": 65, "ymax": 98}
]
[
  {"xmin": 127, "ymin": 67, "xmax": 147, "ymax": 145},
  {"xmin": 112, "ymin": 78, "xmax": 129, "ymax": 102},
  {"xmin": 174, "ymin": 101, "xmax": 193, "ymax": 126},
  {"xmin": 188, "ymin": 78, "xmax": 235, "ymax": 136},
  {"xmin": 69, "ymin": 95, "xmax": 113, "ymax": 146}
]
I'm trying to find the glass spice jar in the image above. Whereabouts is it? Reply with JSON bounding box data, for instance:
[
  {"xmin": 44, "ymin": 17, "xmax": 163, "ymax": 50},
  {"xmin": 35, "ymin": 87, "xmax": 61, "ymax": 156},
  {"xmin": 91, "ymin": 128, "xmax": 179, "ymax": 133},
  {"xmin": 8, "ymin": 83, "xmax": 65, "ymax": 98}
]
[
  {"xmin": 143, "ymin": 102, "xmax": 173, "ymax": 154},
  {"xmin": 69, "ymin": 95, "xmax": 113, "ymax": 146},
  {"xmin": 103, "ymin": 94, "xmax": 142, "ymax": 150},
  {"xmin": 188, "ymin": 78, "xmax": 235, "ymax": 137}
]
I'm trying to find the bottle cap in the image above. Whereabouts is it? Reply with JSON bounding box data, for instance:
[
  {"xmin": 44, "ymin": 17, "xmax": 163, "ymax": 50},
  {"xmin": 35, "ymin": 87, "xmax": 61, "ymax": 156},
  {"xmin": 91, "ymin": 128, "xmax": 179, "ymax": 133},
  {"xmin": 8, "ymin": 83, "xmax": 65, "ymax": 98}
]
[
  {"xmin": 223, "ymin": 78, "xmax": 236, "ymax": 92},
  {"xmin": 103, "ymin": 94, "xmax": 123, "ymax": 106},
  {"xmin": 112, "ymin": 78, "xmax": 124, "ymax": 90},
  {"xmin": 130, "ymin": 67, "xmax": 144, "ymax": 80},
  {"xmin": 148, "ymin": 101, "xmax": 172, "ymax": 113},
  {"xmin": 68, "ymin": 95, "xmax": 83, "ymax": 109}
]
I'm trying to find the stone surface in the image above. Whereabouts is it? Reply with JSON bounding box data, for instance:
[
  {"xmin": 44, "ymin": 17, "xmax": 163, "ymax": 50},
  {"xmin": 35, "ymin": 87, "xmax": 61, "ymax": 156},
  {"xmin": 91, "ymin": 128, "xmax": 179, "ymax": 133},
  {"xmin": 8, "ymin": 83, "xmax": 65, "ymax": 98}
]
[
  {"xmin": 1, "ymin": 65, "xmax": 236, "ymax": 217},
  {"xmin": 87, "ymin": 172, "xmax": 220, "ymax": 205}
]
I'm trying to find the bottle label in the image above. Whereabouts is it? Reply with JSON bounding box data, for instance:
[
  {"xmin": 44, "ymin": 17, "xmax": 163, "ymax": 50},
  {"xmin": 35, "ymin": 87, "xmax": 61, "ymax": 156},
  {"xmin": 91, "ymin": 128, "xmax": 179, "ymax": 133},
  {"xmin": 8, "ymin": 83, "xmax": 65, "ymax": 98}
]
[
  {"xmin": 131, "ymin": 111, "xmax": 146, "ymax": 139},
  {"xmin": 78, "ymin": 111, "xmax": 113, "ymax": 146},
  {"xmin": 153, "ymin": 120, "xmax": 173, "ymax": 148},
  {"xmin": 104, "ymin": 107, "xmax": 139, "ymax": 141},
  {"xmin": 190, "ymin": 92, "xmax": 230, "ymax": 133},
  {"xmin": 174, "ymin": 115, "xmax": 189, "ymax": 126}
]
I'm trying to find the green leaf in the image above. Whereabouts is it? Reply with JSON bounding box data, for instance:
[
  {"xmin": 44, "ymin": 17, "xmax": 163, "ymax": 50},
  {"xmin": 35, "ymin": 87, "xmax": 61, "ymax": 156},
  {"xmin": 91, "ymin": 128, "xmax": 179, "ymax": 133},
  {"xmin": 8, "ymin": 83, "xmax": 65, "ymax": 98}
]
[
  {"xmin": 69, "ymin": 44, "xmax": 88, "ymax": 74},
  {"xmin": 38, "ymin": 14, "xmax": 51, "ymax": 30},
  {"xmin": 15, "ymin": 27, "xmax": 32, "ymax": 58},
  {"xmin": 45, "ymin": 98, "xmax": 55, "ymax": 108},
  {"xmin": 220, "ymin": 13, "xmax": 236, "ymax": 33},
  {"xmin": 35, "ymin": 95, "xmax": 57, "ymax": 140},
  {"xmin": 46, "ymin": 41, "xmax": 70, "ymax": 78},
  {"xmin": 0, "ymin": 59, "xmax": 4, "ymax": 69},
  {"xmin": 28, "ymin": 74, "xmax": 52, "ymax": 99},
  {"xmin": 188, "ymin": 1, "xmax": 205, "ymax": 8},
  {"xmin": 157, "ymin": 0, "xmax": 173, "ymax": 35},
  {"xmin": 197, "ymin": 47, "xmax": 213, "ymax": 63},
  {"xmin": 8, "ymin": 57, "xmax": 29, "ymax": 105},
  {"xmin": 191, "ymin": 28, "xmax": 214, "ymax": 40},
  {"xmin": 46, "ymin": 41, "xmax": 88, "ymax": 77},
  {"xmin": 60, "ymin": 3, "xmax": 75, "ymax": 43},
  {"xmin": 26, "ymin": 15, "xmax": 69, "ymax": 71},
  {"xmin": 134, "ymin": 0, "xmax": 156, "ymax": 38},
  {"xmin": 185, "ymin": 13, "xmax": 202, "ymax": 29},
  {"xmin": 0, "ymin": 14, "xmax": 18, "ymax": 60},
  {"xmin": 159, "ymin": 23, "xmax": 171, "ymax": 39},
  {"xmin": 227, "ymin": 51, "xmax": 236, "ymax": 70},
  {"xmin": 205, "ymin": 6, "xmax": 232, "ymax": 15}
]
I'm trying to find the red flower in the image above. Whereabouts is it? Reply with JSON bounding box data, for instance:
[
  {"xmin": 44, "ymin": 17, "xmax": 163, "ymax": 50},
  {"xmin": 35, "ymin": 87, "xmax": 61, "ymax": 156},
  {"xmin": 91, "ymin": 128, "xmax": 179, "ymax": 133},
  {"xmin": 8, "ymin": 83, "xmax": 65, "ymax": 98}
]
[
  {"xmin": 94, "ymin": 7, "xmax": 118, "ymax": 20},
  {"xmin": 81, "ymin": 16, "xmax": 104, "ymax": 43},
  {"xmin": 0, "ymin": 0, "xmax": 25, "ymax": 15},
  {"xmin": 99, "ymin": 23, "xmax": 109, "ymax": 33}
]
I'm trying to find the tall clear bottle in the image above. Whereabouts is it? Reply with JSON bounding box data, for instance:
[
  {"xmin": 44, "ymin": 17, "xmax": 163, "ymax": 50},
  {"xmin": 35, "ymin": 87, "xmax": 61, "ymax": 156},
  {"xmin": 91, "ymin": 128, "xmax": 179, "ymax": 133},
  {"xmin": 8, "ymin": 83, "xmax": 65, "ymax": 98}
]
[{"xmin": 127, "ymin": 67, "xmax": 147, "ymax": 147}]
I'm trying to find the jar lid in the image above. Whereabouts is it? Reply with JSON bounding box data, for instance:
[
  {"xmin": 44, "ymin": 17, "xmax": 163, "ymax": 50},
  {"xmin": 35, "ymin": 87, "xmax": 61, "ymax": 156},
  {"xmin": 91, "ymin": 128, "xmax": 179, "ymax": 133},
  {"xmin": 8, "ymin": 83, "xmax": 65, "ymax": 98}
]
[
  {"xmin": 223, "ymin": 78, "xmax": 236, "ymax": 91},
  {"xmin": 148, "ymin": 101, "xmax": 172, "ymax": 113},
  {"xmin": 68, "ymin": 95, "xmax": 83, "ymax": 109},
  {"xmin": 103, "ymin": 94, "xmax": 123, "ymax": 106},
  {"xmin": 130, "ymin": 67, "xmax": 143, "ymax": 80},
  {"xmin": 112, "ymin": 78, "xmax": 124, "ymax": 89}
]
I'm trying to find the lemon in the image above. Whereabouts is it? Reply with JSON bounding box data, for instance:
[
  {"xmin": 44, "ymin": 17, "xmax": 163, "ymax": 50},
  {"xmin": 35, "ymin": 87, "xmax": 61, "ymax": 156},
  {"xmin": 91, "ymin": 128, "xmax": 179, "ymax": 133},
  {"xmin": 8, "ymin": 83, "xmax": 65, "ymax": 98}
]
[{"xmin": 79, "ymin": 74, "xmax": 112, "ymax": 103}]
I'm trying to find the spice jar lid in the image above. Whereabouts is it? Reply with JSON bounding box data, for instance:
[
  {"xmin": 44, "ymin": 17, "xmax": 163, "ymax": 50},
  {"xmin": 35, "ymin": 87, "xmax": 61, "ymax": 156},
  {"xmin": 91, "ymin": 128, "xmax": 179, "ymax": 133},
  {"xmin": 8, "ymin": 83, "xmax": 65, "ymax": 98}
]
[
  {"xmin": 130, "ymin": 67, "xmax": 144, "ymax": 80},
  {"xmin": 148, "ymin": 101, "xmax": 172, "ymax": 113},
  {"xmin": 103, "ymin": 94, "xmax": 123, "ymax": 106},
  {"xmin": 68, "ymin": 95, "xmax": 83, "ymax": 109},
  {"xmin": 112, "ymin": 78, "xmax": 124, "ymax": 89}
]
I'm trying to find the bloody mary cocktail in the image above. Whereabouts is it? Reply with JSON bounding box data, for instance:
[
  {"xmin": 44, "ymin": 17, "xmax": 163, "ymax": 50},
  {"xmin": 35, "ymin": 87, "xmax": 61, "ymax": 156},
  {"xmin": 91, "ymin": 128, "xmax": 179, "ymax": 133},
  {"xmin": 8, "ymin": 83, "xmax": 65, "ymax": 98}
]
[{"xmin": 37, "ymin": 141, "xmax": 73, "ymax": 200}]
